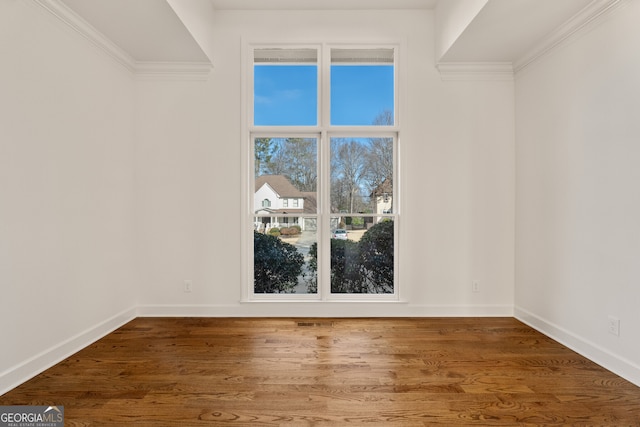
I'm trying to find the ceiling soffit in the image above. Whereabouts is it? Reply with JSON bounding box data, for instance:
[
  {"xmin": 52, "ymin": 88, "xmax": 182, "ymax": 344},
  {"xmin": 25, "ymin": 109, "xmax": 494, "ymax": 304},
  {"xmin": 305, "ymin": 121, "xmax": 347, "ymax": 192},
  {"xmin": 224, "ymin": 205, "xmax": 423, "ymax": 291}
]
[
  {"xmin": 34, "ymin": 0, "xmax": 627, "ymax": 80},
  {"xmin": 37, "ymin": 0, "xmax": 211, "ymax": 79},
  {"xmin": 436, "ymin": 0, "xmax": 626, "ymax": 79}
]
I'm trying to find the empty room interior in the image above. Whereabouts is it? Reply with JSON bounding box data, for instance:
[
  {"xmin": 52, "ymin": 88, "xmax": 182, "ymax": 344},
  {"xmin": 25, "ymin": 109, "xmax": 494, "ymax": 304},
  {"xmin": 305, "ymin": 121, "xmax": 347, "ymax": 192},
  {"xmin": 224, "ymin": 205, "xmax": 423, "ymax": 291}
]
[{"xmin": 2, "ymin": 0, "xmax": 640, "ymax": 423}]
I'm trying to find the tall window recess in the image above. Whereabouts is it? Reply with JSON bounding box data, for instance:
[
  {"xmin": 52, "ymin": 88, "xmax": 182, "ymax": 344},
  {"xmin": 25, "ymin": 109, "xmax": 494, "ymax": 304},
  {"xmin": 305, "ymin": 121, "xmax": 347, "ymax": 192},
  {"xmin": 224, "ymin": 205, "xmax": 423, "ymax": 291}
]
[{"xmin": 247, "ymin": 44, "xmax": 399, "ymax": 300}]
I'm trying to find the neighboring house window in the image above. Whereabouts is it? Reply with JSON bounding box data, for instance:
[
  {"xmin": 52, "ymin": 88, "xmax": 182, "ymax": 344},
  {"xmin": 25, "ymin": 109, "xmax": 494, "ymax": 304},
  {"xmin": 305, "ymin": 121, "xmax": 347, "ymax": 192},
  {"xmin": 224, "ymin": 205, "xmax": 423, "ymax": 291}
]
[
  {"xmin": 262, "ymin": 199, "xmax": 271, "ymax": 208},
  {"xmin": 248, "ymin": 44, "xmax": 398, "ymax": 300}
]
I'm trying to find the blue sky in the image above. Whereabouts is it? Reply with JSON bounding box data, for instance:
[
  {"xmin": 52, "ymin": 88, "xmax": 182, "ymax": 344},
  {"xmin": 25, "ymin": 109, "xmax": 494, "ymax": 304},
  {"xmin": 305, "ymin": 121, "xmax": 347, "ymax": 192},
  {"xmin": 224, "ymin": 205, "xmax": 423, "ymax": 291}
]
[{"xmin": 254, "ymin": 64, "xmax": 393, "ymax": 126}]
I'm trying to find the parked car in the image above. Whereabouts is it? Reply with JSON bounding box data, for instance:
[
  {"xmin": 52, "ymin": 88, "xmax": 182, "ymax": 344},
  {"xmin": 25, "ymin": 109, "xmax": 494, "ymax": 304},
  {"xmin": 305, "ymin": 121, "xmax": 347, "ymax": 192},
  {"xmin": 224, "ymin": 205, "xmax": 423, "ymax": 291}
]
[{"xmin": 332, "ymin": 229, "xmax": 348, "ymax": 240}]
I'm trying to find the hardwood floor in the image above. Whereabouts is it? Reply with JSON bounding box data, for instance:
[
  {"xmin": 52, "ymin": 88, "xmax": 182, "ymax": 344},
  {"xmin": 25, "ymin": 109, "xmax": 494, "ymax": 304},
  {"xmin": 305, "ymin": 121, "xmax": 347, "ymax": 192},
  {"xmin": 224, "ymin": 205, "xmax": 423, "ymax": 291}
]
[{"xmin": 2, "ymin": 317, "xmax": 639, "ymax": 426}]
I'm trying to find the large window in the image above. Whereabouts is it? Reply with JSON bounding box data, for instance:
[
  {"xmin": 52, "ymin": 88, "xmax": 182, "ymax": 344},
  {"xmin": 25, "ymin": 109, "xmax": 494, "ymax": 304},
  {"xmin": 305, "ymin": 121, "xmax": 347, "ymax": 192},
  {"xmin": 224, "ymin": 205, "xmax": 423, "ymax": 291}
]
[{"xmin": 247, "ymin": 44, "xmax": 398, "ymax": 300}]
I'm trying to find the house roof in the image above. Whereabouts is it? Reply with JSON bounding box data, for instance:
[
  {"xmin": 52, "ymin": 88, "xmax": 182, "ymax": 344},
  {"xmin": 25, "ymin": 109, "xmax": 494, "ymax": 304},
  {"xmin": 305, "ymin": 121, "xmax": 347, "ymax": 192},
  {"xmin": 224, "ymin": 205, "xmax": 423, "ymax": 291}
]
[
  {"xmin": 255, "ymin": 175, "xmax": 305, "ymax": 198},
  {"xmin": 371, "ymin": 178, "xmax": 393, "ymax": 197}
]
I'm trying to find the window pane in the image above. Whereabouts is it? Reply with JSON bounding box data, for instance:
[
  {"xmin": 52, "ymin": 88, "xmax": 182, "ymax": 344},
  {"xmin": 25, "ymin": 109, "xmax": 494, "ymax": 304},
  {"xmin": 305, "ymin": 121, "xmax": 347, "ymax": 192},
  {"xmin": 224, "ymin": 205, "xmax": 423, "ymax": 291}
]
[
  {"xmin": 254, "ymin": 60, "xmax": 317, "ymax": 126},
  {"xmin": 254, "ymin": 225, "xmax": 317, "ymax": 294},
  {"xmin": 253, "ymin": 136, "xmax": 318, "ymax": 294},
  {"xmin": 331, "ymin": 48, "xmax": 394, "ymax": 126},
  {"xmin": 330, "ymin": 137, "xmax": 393, "ymax": 215},
  {"xmin": 330, "ymin": 216, "xmax": 394, "ymax": 294},
  {"xmin": 254, "ymin": 137, "xmax": 317, "ymax": 213}
]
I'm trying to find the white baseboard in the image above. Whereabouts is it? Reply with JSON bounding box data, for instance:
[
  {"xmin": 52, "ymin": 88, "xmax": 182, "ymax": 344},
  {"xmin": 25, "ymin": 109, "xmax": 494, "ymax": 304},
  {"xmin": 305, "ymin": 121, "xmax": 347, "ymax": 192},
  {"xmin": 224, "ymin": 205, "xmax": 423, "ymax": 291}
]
[
  {"xmin": 0, "ymin": 306, "xmax": 137, "ymax": 396},
  {"xmin": 136, "ymin": 303, "xmax": 514, "ymax": 318},
  {"xmin": 515, "ymin": 306, "xmax": 640, "ymax": 387}
]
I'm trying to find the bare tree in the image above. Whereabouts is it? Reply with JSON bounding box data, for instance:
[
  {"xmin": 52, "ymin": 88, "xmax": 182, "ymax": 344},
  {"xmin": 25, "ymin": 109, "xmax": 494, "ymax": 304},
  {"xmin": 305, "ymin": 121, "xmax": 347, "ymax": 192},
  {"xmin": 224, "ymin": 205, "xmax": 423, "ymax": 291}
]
[
  {"xmin": 372, "ymin": 109, "xmax": 393, "ymax": 126},
  {"xmin": 269, "ymin": 138, "xmax": 317, "ymax": 192},
  {"xmin": 365, "ymin": 137, "xmax": 393, "ymax": 192},
  {"xmin": 331, "ymin": 138, "xmax": 369, "ymax": 213},
  {"xmin": 364, "ymin": 110, "xmax": 394, "ymax": 200}
]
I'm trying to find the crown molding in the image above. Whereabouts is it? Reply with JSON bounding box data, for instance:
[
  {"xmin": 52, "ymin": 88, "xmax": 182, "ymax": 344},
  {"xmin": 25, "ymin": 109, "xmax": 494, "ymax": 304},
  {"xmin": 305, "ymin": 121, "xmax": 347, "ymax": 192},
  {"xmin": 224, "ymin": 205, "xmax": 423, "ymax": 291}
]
[
  {"xmin": 135, "ymin": 62, "xmax": 213, "ymax": 81},
  {"xmin": 33, "ymin": 0, "xmax": 137, "ymax": 72},
  {"xmin": 32, "ymin": 0, "xmax": 213, "ymax": 80},
  {"xmin": 436, "ymin": 62, "xmax": 514, "ymax": 81},
  {"xmin": 514, "ymin": 0, "xmax": 626, "ymax": 73}
]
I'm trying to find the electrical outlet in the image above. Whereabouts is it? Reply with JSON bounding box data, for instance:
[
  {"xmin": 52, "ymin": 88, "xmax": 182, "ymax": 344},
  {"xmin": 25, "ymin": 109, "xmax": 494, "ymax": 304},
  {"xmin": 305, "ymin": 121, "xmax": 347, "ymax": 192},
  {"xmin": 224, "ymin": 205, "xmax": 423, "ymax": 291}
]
[
  {"xmin": 472, "ymin": 281, "xmax": 480, "ymax": 293},
  {"xmin": 608, "ymin": 316, "xmax": 620, "ymax": 336},
  {"xmin": 184, "ymin": 280, "xmax": 193, "ymax": 293}
]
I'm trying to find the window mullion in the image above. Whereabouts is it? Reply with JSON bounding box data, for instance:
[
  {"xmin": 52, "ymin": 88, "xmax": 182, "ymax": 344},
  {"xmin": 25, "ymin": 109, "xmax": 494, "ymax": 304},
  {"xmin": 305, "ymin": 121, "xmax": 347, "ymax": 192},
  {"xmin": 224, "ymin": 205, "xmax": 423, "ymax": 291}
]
[
  {"xmin": 318, "ymin": 45, "xmax": 331, "ymax": 299},
  {"xmin": 321, "ymin": 44, "xmax": 331, "ymax": 129},
  {"xmin": 319, "ymin": 130, "xmax": 330, "ymax": 299}
]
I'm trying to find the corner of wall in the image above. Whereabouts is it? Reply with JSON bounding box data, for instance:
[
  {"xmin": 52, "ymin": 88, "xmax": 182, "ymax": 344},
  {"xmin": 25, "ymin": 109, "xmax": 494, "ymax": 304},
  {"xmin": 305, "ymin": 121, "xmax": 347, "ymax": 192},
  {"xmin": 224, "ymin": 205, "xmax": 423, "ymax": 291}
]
[
  {"xmin": 0, "ymin": 307, "xmax": 137, "ymax": 396},
  {"xmin": 515, "ymin": 307, "xmax": 640, "ymax": 387}
]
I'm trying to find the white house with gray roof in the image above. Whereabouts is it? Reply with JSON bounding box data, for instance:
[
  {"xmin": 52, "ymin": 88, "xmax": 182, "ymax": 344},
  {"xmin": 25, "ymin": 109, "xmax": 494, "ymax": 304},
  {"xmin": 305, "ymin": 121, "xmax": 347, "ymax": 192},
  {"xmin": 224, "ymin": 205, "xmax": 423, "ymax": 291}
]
[{"xmin": 254, "ymin": 175, "xmax": 316, "ymax": 231}]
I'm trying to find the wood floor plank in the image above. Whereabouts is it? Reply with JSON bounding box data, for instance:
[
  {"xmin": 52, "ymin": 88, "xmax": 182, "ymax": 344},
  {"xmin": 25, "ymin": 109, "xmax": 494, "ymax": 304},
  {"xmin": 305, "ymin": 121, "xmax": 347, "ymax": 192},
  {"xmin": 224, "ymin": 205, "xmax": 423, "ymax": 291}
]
[{"xmin": 2, "ymin": 317, "xmax": 639, "ymax": 426}]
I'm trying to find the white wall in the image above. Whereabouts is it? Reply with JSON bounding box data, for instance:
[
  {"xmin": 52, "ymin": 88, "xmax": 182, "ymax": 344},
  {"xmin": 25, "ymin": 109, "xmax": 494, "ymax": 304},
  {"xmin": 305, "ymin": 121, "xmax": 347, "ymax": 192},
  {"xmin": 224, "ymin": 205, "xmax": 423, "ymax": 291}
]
[
  {"xmin": 135, "ymin": 9, "xmax": 515, "ymax": 316},
  {"xmin": 134, "ymin": 77, "xmax": 225, "ymax": 308},
  {"xmin": 0, "ymin": 1, "xmax": 137, "ymax": 393},
  {"xmin": 515, "ymin": 1, "xmax": 640, "ymax": 385}
]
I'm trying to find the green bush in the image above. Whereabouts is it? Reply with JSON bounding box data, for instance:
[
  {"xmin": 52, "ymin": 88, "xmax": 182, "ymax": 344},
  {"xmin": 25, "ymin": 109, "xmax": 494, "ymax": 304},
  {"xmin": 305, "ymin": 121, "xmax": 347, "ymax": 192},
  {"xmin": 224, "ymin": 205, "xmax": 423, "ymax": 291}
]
[
  {"xmin": 268, "ymin": 227, "xmax": 280, "ymax": 236},
  {"xmin": 305, "ymin": 220, "xmax": 394, "ymax": 294},
  {"xmin": 358, "ymin": 220, "xmax": 394, "ymax": 293},
  {"xmin": 306, "ymin": 242, "xmax": 318, "ymax": 293},
  {"xmin": 254, "ymin": 231, "xmax": 303, "ymax": 293},
  {"xmin": 328, "ymin": 238, "xmax": 366, "ymax": 293}
]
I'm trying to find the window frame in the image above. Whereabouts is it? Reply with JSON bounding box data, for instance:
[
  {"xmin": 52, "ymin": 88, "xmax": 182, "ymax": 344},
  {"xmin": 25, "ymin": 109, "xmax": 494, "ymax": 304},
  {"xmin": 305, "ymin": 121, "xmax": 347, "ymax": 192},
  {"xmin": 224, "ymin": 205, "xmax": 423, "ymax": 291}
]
[{"xmin": 242, "ymin": 41, "xmax": 401, "ymax": 302}]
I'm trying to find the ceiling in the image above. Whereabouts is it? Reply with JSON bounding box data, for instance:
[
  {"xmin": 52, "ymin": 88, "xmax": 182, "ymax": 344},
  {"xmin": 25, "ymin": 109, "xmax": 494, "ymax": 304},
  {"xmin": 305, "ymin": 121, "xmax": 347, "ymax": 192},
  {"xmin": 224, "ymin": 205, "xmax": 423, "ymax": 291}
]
[
  {"xmin": 438, "ymin": 0, "xmax": 593, "ymax": 64},
  {"xmin": 56, "ymin": 0, "xmax": 599, "ymax": 68}
]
